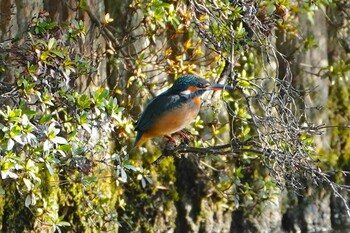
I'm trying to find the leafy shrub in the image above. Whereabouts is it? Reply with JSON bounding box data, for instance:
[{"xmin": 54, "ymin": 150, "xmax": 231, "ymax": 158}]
[{"xmin": 0, "ymin": 12, "xmax": 134, "ymax": 231}]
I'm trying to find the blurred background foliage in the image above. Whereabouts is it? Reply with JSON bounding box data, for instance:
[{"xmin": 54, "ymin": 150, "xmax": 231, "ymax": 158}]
[{"xmin": 0, "ymin": 0, "xmax": 350, "ymax": 232}]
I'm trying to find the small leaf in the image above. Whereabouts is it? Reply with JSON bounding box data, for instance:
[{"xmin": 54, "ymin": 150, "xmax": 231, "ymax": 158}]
[
  {"xmin": 56, "ymin": 149, "xmax": 66, "ymax": 157},
  {"xmin": 120, "ymin": 168, "xmax": 127, "ymax": 183},
  {"xmin": 1, "ymin": 171, "xmax": 7, "ymax": 179},
  {"xmin": 48, "ymin": 37, "xmax": 56, "ymax": 50},
  {"xmin": 57, "ymin": 221, "xmax": 71, "ymax": 227},
  {"xmin": 1, "ymin": 170, "xmax": 19, "ymax": 179},
  {"xmin": 141, "ymin": 177, "xmax": 146, "ymax": 188},
  {"xmin": 124, "ymin": 165, "xmax": 138, "ymax": 171},
  {"xmin": 27, "ymin": 133, "xmax": 38, "ymax": 146},
  {"xmin": 45, "ymin": 162, "xmax": 54, "ymax": 175},
  {"xmin": 25, "ymin": 194, "xmax": 32, "ymax": 207},
  {"xmin": 7, "ymin": 139, "xmax": 14, "ymax": 150},
  {"xmin": 79, "ymin": 112, "xmax": 88, "ymax": 124},
  {"xmin": 57, "ymin": 144, "xmax": 71, "ymax": 152},
  {"xmin": 40, "ymin": 114, "xmax": 52, "ymax": 124},
  {"xmin": 13, "ymin": 134, "xmax": 25, "ymax": 145},
  {"xmin": 43, "ymin": 140, "xmax": 51, "ymax": 151},
  {"xmin": 22, "ymin": 109, "xmax": 37, "ymax": 118},
  {"xmin": 82, "ymin": 176, "xmax": 97, "ymax": 184},
  {"xmin": 48, "ymin": 127, "xmax": 60, "ymax": 139},
  {"xmin": 21, "ymin": 114, "xmax": 29, "ymax": 126},
  {"xmin": 26, "ymin": 159, "xmax": 36, "ymax": 169},
  {"xmin": 82, "ymin": 123, "xmax": 91, "ymax": 133},
  {"xmin": 144, "ymin": 176, "xmax": 153, "ymax": 185},
  {"xmin": 23, "ymin": 178, "xmax": 33, "ymax": 191},
  {"xmin": 238, "ymin": 80, "xmax": 250, "ymax": 88},
  {"xmin": 50, "ymin": 136, "xmax": 67, "ymax": 144},
  {"xmin": 51, "ymin": 50, "xmax": 65, "ymax": 58},
  {"xmin": 104, "ymin": 13, "xmax": 114, "ymax": 24},
  {"xmin": 40, "ymin": 51, "xmax": 49, "ymax": 61},
  {"xmin": 0, "ymin": 186, "xmax": 5, "ymax": 195}
]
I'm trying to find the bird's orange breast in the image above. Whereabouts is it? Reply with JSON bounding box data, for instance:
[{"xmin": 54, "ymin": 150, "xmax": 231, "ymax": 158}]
[{"xmin": 143, "ymin": 97, "xmax": 201, "ymax": 138}]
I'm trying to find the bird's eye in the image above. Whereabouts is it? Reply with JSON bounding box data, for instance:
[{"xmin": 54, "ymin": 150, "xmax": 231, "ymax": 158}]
[{"xmin": 198, "ymin": 83, "xmax": 210, "ymax": 88}]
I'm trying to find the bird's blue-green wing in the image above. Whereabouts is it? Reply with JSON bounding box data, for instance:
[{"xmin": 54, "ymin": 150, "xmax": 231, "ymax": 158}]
[{"xmin": 135, "ymin": 93, "xmax": 186, "ymax": 133}]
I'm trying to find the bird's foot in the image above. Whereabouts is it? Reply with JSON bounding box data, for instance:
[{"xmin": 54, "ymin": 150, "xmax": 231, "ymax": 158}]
[
  {"xmin": 164, "ymin": 135, "xmax": 177, "ymax": 144},
  {"xmin": 172, "ymin": 131, "xmax": 190, "ymax": 144}
]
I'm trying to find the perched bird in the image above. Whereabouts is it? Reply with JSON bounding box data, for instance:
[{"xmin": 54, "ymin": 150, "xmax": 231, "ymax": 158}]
[{"xmin": 133, "ymin": 75, "xmax": 234, "ymax": 147}]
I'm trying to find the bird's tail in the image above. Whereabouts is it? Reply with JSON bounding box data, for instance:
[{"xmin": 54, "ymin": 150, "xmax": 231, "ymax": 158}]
[{"xmin": 133, "ymin": 131, "xmax": 148, "ymax": 148}]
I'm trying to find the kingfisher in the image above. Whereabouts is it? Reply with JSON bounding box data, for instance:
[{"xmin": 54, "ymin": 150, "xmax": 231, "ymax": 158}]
[{"xmin": 133, "ymin": 75, "xmax": 234, "ymax": 147}]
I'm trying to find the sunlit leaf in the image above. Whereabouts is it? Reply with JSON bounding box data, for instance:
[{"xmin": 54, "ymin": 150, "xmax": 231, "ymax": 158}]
[
  {"xmin": 120, "ymin": 168, "xmax": 127, "ymax": 183},
  {"xmin": 57, "ymin": 221, "xmax": 71, "ymax": 227},
  {"xmin": 124, "ymin": 165, "xmax": 138, "ymax": 171},
  {"xmin": 23, "ymin": 178, "xmax": 33, "ymax": 191},
  {"xmin": 45, "ymin": 162, "xmax": 54, "ymax": 175},
  {"xmin": 48, "ymin": 37, "xmax": 56, "ymax": 50},
  {"xmin": 140, "ymin": 177, "xmax": 146, "ymax": 188},
  {"xmin": 7, "ymin": 139, "xmax": 15, "ymax": 150},
  {"xmin": 50, "ymin": 136, "xmax": 68, "ymax": 144},
  {"xmin": 25, "ymin": 195, "xmax": 32, "ymax": 207},
  {"xmin": 43, "ymin": 140, "xmax": 51, "ymax": 151}
]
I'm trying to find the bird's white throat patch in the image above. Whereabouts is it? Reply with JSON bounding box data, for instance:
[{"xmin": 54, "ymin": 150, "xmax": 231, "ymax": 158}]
[{"xmin": 180, "ymin": 89, "xmax": 192, "ymax": 95}]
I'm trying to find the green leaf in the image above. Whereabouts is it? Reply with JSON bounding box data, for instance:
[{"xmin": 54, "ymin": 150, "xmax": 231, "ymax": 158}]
[
  {"xmin": 77, "ymin": 94, "xmax": 92, "ymax": 109},
  {"xmin": 22, "ymin": 109, "xmax": 37, "ymax": 118},
  {"xmin": 40, "ymin": 114, "xmax": 52, "ymax": 124},
  {"xmin": 51, "ymin": 50, "xmax": 65, "ymax": 58},
  {"xmin": 238, "ymin": 80, "xmax": 251, "ymax": 88},
  {"xmin": 79, "ymin": 112, "xmax": 88, "ymax": 124},
  {"xmin": 40, "ymin": 51, "xmax": 49, "ymax": 61},
  {"xmin": 94, "ymin": 88, "xmax": 109, "ymax": 104},
  {"xmin": 57, "ymin": 221, "xmax": 71, "ymax": 227},
  {"xmin": 47, "ymin": 37, "xmax": 56, "ymax": 50},
  {"xmin": 82, "ymin": 176, "xmax": 97, "ymax": 184},
  {"xmin": 57, "ymin": 144, "xmax": 71, "ymax": 152},
  {"xmin": 28, "ymin": 64, "xmax": 38, "ymax": 74},
  {"xmin": 0, "ymin": 186, "xmax": 5, "ymax": 195},
  {"xmin": 47, "ymin": 123, "xmax": 60, "ymax": 138}
]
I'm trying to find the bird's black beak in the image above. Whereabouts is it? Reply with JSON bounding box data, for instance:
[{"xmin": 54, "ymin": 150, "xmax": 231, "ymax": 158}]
[{"xmin": 208, "ymin": 83, "xmax": 234, "ymax": 91}]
